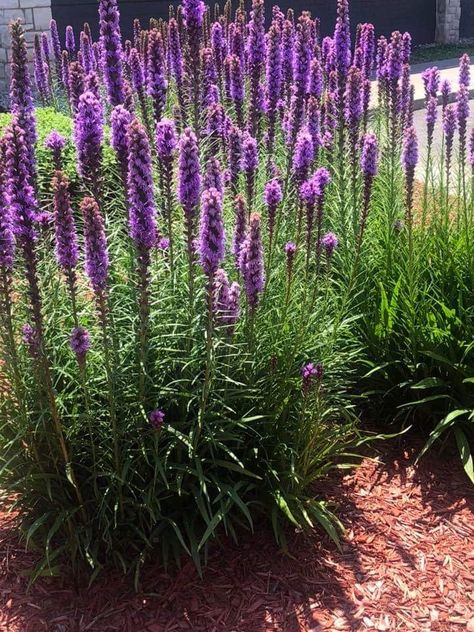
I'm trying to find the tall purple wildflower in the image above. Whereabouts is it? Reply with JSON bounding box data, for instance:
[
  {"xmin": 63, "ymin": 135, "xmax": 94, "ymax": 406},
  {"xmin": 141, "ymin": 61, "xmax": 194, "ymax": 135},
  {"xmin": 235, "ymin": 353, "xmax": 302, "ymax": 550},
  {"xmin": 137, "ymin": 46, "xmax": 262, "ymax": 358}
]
[
  {"xmin": 65, "ymin": 25, "xmax": 76, "ymax": 59},
  {"xmin": 282, "ymin": 19, "xmax": 295, "ymax": 101},
  {"xmin": 75, "ymin": 90, "xmax": 104, "ymax": 193},
  {"xmin": 127, "ymin": 119, "xmax": 157, "ymax": 250},
  {"xmin": 9, "ymin": 21, "xmax": 37, "ymax": 177},
  {"xmin": 70, "ymin": 327, "xmax": 91, "ymax": 365},
  {"xmin": 178, "ymin": 127, "xmax": 201, "ymax": 218},
  {"xmin": 359, "ymin": 133, "xmax": 378, "ymax": 246},
  {"xmin": 50, "ymin": 19, "xmax": 62, "ymax": 78},
  {"xmin": 334, "ymin": 0, "xmax": 351, "ymax": 83},
  {"xmin": 243, "ymin": 133, "xmax": 259, "ymax": 212},
  {"xmin": 457, "ymin": 84, "xmax": 470, "ymax": 162},
  {"xmin": 53, "ymin": 171, "xmax": 79, "ymax": 272},
  {"xmin": 198, "ymin": 187, "xmax": 225, "ymax": 276},
  {"xmin": 183, "ymin": 0, "xmax": 205, "ymax": 131},
  {"xmin": 80, "ymin": 32, "xmax": 94, "ymax": 74},
  {"xmin": 426, "ymin": 96, "xmax": 438, "ymax": 151},
  {"xmin": 402, "ymin": 126, "xmax": 418, "ymax": 223},
  {"xmin": 148, "ymin": 29, "xmax": 167, "ymax": 122},
  {"xmin": 459, "ymin": 53, "xmax": 470, "ymax": 89},
  {"xmin": 309, "ymin": 58, "xmax": 323, "ymax": 99},
  {"xmin": 204, "ymin": 157, "xmax": 224, "ymax": 196},
  {"xmin": 81, "ymin": 196, "xmax": 109, "ymax": 293},
  {"xmin": 247, "ymin": 0, "xmax": 266, "ymax": 135},
  {"xmin": 44, "ymin": 130, "xmax": 66, "ymax": 171},
  {"xmin": 293, "ymin": 127, "xmax": 314, "ymax": 185},
  {"xmin": 69, "ymin": 61, "xmax": 85, "ymax": 113},
  {"xmin": 99, "ymin": 0, "xmax": 125, "ymax": 106},
  {"xmin": 443, "ymin": 104, "xmax": 457, "ymax": 189},
  {"xmin": 264, "ymin": 178, "xmax": 282, "ymax": 251},
  {"xmin": 229, "ymin": 54, "xmax": 245, "ymax": 127},
  {"xmin": 239, "ymin": 213, "xmax": 265, "ymax": 309},
  {"xmin": 0, "ymin": 139, "xmax": 15, "ymax": 273},
  {"xmin": 110, "ymin": 104, "xmax": 133, "ymax": 187},
  {"xmin": 34, "ymin": 34, "xmax": 50, "ymax": 104},
  {"xmin": 422, "ymin": 66, "xmax": 440, "ymax": 99}
]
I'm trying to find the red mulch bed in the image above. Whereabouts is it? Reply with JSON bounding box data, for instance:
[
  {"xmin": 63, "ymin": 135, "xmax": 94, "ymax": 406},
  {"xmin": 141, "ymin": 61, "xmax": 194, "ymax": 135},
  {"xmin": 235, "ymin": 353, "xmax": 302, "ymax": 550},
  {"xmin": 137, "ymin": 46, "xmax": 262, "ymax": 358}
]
[{"xmin": 1, "ymin": 436, "xmax": 473, "ymax": 632}]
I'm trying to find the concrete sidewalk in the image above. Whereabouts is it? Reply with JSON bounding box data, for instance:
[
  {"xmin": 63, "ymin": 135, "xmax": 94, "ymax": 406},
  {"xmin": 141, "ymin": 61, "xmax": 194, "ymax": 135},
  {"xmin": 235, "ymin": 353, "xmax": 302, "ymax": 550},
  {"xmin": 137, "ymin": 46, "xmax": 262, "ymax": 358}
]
[{"xmin": 371, "ymin": 58, "xmax": 474, "ymax": 111}]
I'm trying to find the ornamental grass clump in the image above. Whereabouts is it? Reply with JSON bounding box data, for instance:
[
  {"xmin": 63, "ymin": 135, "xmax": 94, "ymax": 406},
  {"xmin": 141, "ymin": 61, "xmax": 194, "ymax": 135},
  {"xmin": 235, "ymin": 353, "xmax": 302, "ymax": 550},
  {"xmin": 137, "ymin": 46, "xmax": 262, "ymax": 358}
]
[{"xmin": 0, "ymin": 0, "xmax": 473, "ymax": 581}]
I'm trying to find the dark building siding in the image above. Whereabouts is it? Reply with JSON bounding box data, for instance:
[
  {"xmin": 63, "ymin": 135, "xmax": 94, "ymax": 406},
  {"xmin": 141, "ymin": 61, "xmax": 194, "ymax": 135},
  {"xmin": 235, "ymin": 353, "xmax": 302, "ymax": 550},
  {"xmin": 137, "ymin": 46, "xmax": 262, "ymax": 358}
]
[
  {"xmin": 460, "ymin": 0, "xmax": 474, "ymax": 39},
  {"xmin": 51, "ymin": 0, "xmax": 436, "ymax": 46}
]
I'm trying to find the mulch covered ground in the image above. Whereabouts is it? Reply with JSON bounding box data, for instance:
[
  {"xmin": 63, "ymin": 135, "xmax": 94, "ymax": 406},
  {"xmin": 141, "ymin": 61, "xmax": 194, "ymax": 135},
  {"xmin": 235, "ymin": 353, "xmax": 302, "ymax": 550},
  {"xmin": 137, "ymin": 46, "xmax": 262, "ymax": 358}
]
[{"xmin": 1, "ymin": 435, "xmax": 473, "ymax": 631}]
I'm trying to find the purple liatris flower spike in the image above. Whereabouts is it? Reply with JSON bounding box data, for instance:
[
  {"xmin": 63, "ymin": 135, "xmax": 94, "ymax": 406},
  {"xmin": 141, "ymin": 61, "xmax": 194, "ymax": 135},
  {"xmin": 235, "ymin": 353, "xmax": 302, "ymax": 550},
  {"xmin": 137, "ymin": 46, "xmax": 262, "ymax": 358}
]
[
  {"xmin": 229, "ymin": 54, "xmax": 245, "ymax": 125},
  {"xmin": 264, "ymin": 179, "xmax": 283, "ymax": 244},
  {"xmin": 53, "ymin": 171, "xmax": 79, "ymax": 271},
  {"xmin": 293, "ymin": 127, "xmax": 314, "ymax": 183},
  {"xmin": 99, "ymin": 0, "xmax": 125, "ymax": 106},
  {"xmin": 0, "ymin": 141, "xmax": 15, "ymax": 272},
  {"xmin": 148, "ymin": 29, "xmax": 167, "ymax": 122},
  {"xmin": 334, "ymin": 0, "xmax": 351, "ymax": 81},
  {"xmin": 110, "ymin": 104, "xmax": 133, "ymax": 184},
  {"xmin": 239, "ymin": 213, "xmax": 265, "ymax": 308},
  {"xmin": 204, "ymin": 158, "xmax": 224, "ymax": 196},
  {"xmin": 457, "ymin": 84, "xmax": 470, "ymax": 154},
  {"xmin": 129, "ymin": 47, "xmax": 144, "ymax": 92},
  {"xmin": 321, "ymin": 232, "xmax": 338, "ymax": 257},
  {"xmin": 243, "ymin": 133, "xmax": 259, "ymax": 210},
  {"xmin": 66, "ymin": 25, "xmax": 76, "ymax": 59},
  {"xmin": 75, "ymin": 90, "xmax": 103, "ymax": 188},
  {"xmin": 69, "ymin": 61, "xmax": 86, "ymax": 113},
  {"xmin": 443, "ymin": 104, "xmax": 457, "ymax": 179},
  {"xmin": 459, "ymin": 53, "xmax": 470, "ymax": 89},
  {"xmin": 360, "ymin": 133, "xmax": 379, "ymax": 177},
  {"xmin": 345, "ymin": 65, "xmax": 363, "ymax": 131},
  {"xmin": 402, "ymin": 126, "xmax": 418, "ymax": 221},
  {"xmin": 156, "ymin": 118, "xmax": 178, "ymax": 161},
  {"xmin": 401, "ymin": 31, "xmax": 411, "ymax": 64},
  {"xmin": 127, "ymin": 119, "xmax": 157, "ymax": 250},
  {"xmin": 309, "ymin": 58, "xmax": 323, "ymax": 99},
  {"xmin": 44, "ymin": 131, "xmax": 66, "ymax": 170},
  {"xmin": 177, "ymin": 127, "xmax": 201, "ymax": 217},
  {"xmin": 81, "ymin": 196, "xmax": 109, "ymax": 292},
  {"xmin": 422, "ymin": 66, "xmax": 440, "ymax": 99},
  {"xmin": 183, "ymin": 0, "xmax": 205, "ymax": 30},
  {"xmin": 168, "ymin": 18, "xmax": 184, "ymax": 88},
  {"xmin": 50, "ymin": 19, "xmax": 62, "ymax": 77},
  {"xmin": 70, "ymin": 326, "xmax": 91, "ymax": 364},
  {"xmin": 440, "ymin": 80, "xmax": 451, "ymax": 111},
  {"xmin": 34, "ymin": 34, "xmax": 49, "ymax": 103},
  {"xmin": 149, "ymin": 409, "xmax": 165, "ymax": 429},
  {"xmin": 9, "ymin": 21, "xmax": 37, "ymax": 173},
  {"xmin": 198, "ymin": 187, "xmax": 225, "ymax": 276},
  {"xmin": 232, "ymin": 194, "xmax": 247, "ymax": 267},
  {"xmin": 5, "ymin": 120, "xmax": 37, "ymax": 244},
  {"xmin": 80, "ymin": 32, "xmax": 94, "ymax": 74},
  {"xmin": 386, "ymin": 31, "xmax": 403, "ymax": 83},
  {"xmin": 426, "ymin": 96, "xmax": 438, "ymax": 149}
]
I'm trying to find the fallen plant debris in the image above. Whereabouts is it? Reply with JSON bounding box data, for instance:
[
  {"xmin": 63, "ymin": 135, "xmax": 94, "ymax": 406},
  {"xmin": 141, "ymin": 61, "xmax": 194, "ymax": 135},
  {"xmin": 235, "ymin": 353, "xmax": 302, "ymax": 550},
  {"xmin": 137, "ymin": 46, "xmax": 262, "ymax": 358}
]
[{"xmin": 0, "ymin": 435, "xmax": 472, "ymax": 632}]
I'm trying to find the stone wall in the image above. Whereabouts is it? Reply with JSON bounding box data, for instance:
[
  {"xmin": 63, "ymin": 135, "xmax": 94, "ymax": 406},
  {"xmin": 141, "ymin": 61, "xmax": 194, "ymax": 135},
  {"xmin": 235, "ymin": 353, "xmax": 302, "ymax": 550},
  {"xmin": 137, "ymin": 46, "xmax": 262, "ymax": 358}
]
[
  {"xmin": 0, "ymin": 0, "xmax": 52, "ymax": 109},
  {"xmin": 436, "ymin": 0, "xmax": 462, "ymax": 43}
]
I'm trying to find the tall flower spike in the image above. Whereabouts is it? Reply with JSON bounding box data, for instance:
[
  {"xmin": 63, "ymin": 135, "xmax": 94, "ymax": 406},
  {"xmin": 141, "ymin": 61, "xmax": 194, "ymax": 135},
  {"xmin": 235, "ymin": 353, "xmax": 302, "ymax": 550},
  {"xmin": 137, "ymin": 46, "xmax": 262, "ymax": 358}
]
[
  {"xmin": 0, "ymin": 139, "xmax": 15, "ymax": 272},
  {"xmin": 110, "ymin": 105, "xmax": 133, "ymax": 187},
  {"xmin": 127, "ymin": 119, "xmax": 157, "ymax": 250},
  {"xmin": 359, "ymin": 133, "xmax": 378, "ymax": 245},
  {"xmin": 81, "ymin": 196, "xmax": 109, "ymax": 293},
  {"xmin": 148, "ymin": 29, "xmax": 167, "ymax": 123},
  {"xmin": 99, "ymin": 0, "xmax": 125, "ymax": 106},
  {"xmin": 459, "ymin": 53, "xmax": 470, "ymax": 90},
  {"xmin": 9, "ymin": 20, "xmax": 37, "ymax": 175},
  {"xmin": 75, "ymin": 90, "xmax": 103, "ymax": 192},
  {"xmin": 44, "ymin": 131, "xmax": 66, "ymax": 171},
  {"xmin": 293, "ymin": 127, "xmax": 314, "ymax": 184},
  {"xmin": 53, "ymin": 171, "xmax": 79, "ymax": 271},
  {"xmin": 50, "ymin": 19, "xmax": 62, "ymax": 78},
  {"xmin": 204, "ymin": 158, "xmax": 224, "ymax": 196},
  {"xmin": 264, "ymin": 179, "xmax": 282, "ymax": 249},
  {"xmin": 66, "ymin": 25, "xmax": 76, "ymax": 59},
  {"xmin": 177, "ymin": 127, "xmax": 201, "ymax": 217},
  {"xmin": 239, "ymin": 213, "xmax": 265, "ymax": 309},
  {"xmin": 70, "ymin": 327, "xmax": 91, "ymax": 365},
  {"xmin": 402, "ymin": 126, "xmax": 418, "ymax": 222},
  {"xmin": 198, "ymin": 187, "xmax": 225, "ymax": 276}
]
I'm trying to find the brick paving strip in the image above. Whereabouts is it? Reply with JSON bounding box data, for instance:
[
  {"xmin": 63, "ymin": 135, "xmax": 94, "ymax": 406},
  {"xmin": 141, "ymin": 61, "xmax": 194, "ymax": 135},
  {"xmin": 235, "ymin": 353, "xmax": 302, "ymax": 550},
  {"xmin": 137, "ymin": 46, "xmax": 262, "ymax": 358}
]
[{"xmin": 0, "ymin": 434, "xmax": 473, "ymax": 631}]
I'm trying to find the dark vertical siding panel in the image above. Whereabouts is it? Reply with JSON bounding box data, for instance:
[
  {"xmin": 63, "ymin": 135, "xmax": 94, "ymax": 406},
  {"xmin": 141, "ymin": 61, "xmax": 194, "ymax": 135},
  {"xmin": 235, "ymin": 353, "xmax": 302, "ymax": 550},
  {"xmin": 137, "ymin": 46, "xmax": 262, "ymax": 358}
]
[
  {"xmin": 51, "ymin": 0, "xmax": 436, "ymax": 46},
  {"xmin": 460, "ymin": 0, "xmax": 474, "ymax": 39}
]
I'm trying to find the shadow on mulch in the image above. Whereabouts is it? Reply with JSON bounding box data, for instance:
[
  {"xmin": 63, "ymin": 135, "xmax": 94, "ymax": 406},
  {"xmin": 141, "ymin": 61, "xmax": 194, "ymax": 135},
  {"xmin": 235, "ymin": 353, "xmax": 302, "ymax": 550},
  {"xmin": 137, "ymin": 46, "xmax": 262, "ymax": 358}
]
[{"xmin": 1, "ymin": 434, "xmax": 473, "ymax": 632}]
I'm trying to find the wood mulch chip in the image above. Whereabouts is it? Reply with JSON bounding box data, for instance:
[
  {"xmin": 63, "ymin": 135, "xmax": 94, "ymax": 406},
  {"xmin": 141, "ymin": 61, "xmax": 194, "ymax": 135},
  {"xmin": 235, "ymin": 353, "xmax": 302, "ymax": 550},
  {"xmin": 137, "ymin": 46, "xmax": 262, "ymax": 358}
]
[{"xmin": 0, "ymin": 436, "xmax": 473, "ymax": 631}]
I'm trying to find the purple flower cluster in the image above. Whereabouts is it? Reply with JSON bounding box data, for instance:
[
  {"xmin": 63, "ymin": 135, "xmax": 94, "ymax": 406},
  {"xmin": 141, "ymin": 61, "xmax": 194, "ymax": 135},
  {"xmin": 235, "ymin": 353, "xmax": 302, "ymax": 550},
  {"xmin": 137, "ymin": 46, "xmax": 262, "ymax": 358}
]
[
  {"xmin": 198, "ymin": 187, "xmax": 225, "ymax": 276},
  {"xmin": 70, "ymin": 326, "xmax": 91, "ymax": 363}
]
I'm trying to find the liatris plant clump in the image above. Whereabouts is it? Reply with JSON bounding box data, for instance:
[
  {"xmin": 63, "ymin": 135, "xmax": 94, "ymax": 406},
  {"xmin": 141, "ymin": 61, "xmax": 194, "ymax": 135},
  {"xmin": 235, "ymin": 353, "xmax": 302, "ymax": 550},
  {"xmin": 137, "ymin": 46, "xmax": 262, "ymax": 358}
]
[{"xmin": 1, "ymin": 0, "xmax": 473, "ymax": 584}]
